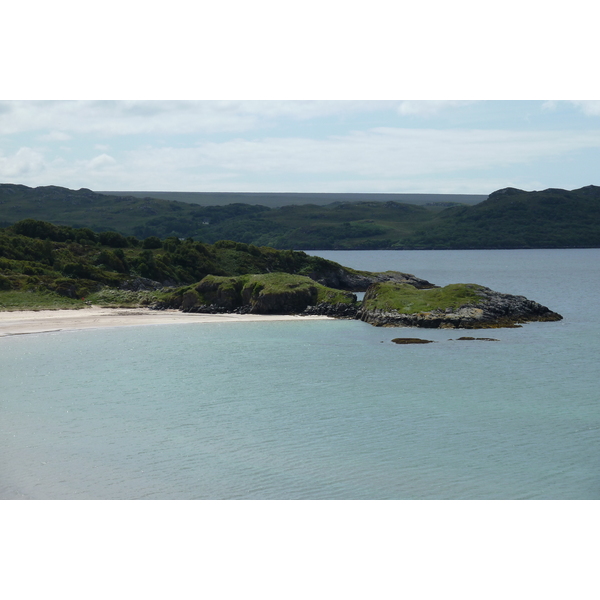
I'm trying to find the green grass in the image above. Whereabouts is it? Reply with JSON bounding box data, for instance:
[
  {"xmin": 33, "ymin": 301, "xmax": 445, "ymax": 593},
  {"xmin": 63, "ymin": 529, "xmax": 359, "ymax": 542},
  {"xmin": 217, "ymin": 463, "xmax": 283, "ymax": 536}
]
[
  {"xmin": 164, "ymin": 272, "xmax": 357, "ymax": 310},
  {"xmin": 85, "ymin": 288, "xmax": 165, "ymax": 307},
  {"xmin": 240, "ymin": 272, "xmax": 355, "ymax": 304},
  {"xmin": 0, "ymin": 290, "xmax": 85, "ymax": 311},
  {"xmin": 363, "ymin": 282, "xmax": 484, "ymax": 314}
]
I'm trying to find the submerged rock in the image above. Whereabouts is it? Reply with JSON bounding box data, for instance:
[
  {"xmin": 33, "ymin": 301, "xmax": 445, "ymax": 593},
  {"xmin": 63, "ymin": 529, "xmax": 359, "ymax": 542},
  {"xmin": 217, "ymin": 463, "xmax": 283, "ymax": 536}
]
[
  {"xmin": 391, "ymin": 338, "xmax": 435, "ymax": 344},
  {"xmin": 454, "ymin": 337, "xmax": 500, "ymax": 341}
]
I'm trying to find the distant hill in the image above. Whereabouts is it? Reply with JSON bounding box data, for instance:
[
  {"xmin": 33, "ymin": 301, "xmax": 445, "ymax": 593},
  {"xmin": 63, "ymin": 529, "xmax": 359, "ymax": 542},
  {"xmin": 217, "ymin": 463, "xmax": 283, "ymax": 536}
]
[
  {"xmin": 97, "ymin": 191, "xmax": 488, "ymax": 208},
  {"xmin": 1, "ymin": 183, "xmax": 599, "ymax": 249},
  {"xmin": 0, "ymin": 183, "xmax": 268, "ymax": 239},
  {"xmin": 397, "ymin": 185, "xmax": 600, "ymax": 249}
]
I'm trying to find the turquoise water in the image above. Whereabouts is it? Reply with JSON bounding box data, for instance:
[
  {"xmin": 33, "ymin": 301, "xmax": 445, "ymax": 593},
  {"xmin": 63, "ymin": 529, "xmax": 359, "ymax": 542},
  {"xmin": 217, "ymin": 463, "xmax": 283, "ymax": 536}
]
[{"xmin": 1, "ymin": 249, "xmax": 599, "ymax": 499}]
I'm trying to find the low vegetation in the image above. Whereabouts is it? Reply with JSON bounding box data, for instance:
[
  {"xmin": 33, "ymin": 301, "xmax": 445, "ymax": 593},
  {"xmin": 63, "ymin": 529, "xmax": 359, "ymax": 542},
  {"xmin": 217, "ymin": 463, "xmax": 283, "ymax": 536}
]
[
  {"xmin": 160, "ymin": 272, "xmax": 356, "ymax": 313},
  {"xmin": 363, "ymin": 282, "xmax": 484, "ymax": 314},
  {"xmin": 0, "ymin": 219, "xmax": 367, "ymax": 310},
  {"xmin": 0, "ymin": 216, "xmax": 564, "ymax": 328},
  {"xmin": 3, "ymin": 183, "xmax": 599, "ymax": 249},
  {"xmin": 0, "ymin": 290, "xmax": 85, "ymax": 311}
]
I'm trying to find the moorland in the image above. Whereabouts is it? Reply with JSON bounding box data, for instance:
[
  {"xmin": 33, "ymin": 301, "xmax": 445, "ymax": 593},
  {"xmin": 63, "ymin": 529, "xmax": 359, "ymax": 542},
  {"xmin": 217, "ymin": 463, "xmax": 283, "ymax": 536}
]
[{"xmin": 1, "ymin": 184, "xmax": 599, "ymax": 250}]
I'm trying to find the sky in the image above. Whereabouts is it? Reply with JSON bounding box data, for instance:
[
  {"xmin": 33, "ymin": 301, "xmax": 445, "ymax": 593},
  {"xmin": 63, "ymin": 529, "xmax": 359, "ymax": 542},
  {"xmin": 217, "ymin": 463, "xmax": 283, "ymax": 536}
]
[
  {"xmin": 1, "ymin": 100, "xmax": 600, "ymax": 195},
  {"xmin": 3, "ymin": 3, "xmax": 598, "ymax": 197}
]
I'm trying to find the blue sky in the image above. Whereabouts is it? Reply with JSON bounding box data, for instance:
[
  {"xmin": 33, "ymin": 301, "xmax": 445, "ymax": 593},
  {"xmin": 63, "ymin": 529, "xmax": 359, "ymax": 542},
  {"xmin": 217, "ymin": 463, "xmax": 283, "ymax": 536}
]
[{"xmin": 1, "ymin": 100, "xmax": 600, "ymax": 194}]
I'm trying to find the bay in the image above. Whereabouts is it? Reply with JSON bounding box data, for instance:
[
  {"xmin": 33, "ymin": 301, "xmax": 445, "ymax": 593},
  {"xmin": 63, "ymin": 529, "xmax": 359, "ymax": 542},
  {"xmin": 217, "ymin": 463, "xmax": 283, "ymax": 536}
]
[{"xmin": 1, "ymin": 249, "xmax": 599, "ymax": 499}]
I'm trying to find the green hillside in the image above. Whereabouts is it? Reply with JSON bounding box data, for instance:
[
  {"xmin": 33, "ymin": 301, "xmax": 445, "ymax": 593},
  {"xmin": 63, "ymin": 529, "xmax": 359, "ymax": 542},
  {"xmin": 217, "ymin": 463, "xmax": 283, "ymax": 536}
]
[
  {"xmin": 0, "ymin": 218, "xmax": 373, "ymax": 309},
  {"xmin": 1, "ymin": 183, "xmax": 599, "ymax": 249},
  {"xmin": 98, "ymin": 190, "xmax": 487, "ymax": 208},
  {"xmin": 396, "ymin": 186, "xmax": 600, "ymax": 249},
  {"xmin": 0, "ymin": 184, "xmax": 458, "ymax": 247},
  {"xmin": 0, "ymin": 183, "xmax": 269, "ymax": 240}
]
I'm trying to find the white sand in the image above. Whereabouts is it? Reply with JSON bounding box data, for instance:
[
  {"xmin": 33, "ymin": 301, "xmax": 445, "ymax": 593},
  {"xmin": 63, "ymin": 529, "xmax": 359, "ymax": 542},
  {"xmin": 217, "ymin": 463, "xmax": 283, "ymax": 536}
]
[{"xmin": 0, "ymin": 306, "xmax": 332, "ymax": 337}]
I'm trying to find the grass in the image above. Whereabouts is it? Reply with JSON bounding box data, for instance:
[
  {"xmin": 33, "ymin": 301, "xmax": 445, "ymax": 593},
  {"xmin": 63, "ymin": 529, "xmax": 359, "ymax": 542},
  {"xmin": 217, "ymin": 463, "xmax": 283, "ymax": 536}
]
[
  {"xmin": 165, "ymin": 272, "xmax": 357, "ymax": 310},
  {"xmin": 0, "ymin": 288, "xmax": 168, "ymax": 311},
  {"xmin": 363, "ymin": 282, "xmax": 484, "ymax": 314},
  {"xmin": 240, "ymin": 272, "xmax": 355, "ymax": 304},
  {"xmin": 0, "ymin": 290, "xmax": 85, "ymax": 311},
  {"xmin": 85, "ymin": 288, "xmax": 165, "ymax": 307}
]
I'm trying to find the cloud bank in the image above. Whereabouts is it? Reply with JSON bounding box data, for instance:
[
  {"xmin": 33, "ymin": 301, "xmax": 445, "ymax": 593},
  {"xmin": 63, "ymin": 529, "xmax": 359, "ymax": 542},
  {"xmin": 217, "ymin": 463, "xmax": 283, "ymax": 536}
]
[{"xmin": 1, "ymin": 101, "xmax": 599, "ymax": 193}]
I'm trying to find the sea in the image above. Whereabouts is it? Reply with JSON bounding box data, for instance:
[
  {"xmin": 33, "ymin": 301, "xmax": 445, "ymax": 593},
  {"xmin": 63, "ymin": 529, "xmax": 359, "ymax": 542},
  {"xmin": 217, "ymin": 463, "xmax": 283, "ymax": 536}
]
[{"xmin": 1, "ymin": 249, "xmax": 599, "ymax": 500}]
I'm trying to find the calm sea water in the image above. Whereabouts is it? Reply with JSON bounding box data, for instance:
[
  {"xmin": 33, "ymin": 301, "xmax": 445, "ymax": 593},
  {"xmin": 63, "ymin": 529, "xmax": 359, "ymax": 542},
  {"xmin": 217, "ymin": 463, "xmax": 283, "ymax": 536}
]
[{"xmin": 1, "ymin": 249, "xmax": 599, "ymax": 499}]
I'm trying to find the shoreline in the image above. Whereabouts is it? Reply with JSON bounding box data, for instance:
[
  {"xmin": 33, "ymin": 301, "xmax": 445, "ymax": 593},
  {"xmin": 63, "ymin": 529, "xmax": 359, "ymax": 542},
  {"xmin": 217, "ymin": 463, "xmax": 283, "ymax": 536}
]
[{"xmin": 0, "ymin": 306, "xmax": 333, "ymax": 337}]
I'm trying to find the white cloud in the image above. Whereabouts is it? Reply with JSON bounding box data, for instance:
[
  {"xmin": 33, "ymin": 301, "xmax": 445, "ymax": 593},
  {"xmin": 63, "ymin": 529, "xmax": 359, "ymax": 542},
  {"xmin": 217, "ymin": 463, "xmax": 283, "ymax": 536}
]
[
  {"xmin": 86, "ymin": 154, "xmax": 116, "ymax": 170},
  {"xmin": 0, "ymin": 100, "xmax": 396, "ymax": 138},
  {"xmin": 67, "ymin": 127, "xmax": 598, "ymax": 192},
  {"xmin": 145, "ymin": 128, "xmax": 600, "ymax": 178},
  {"xmin": 38, "ymin": 130, "xmax": 72, "ymax": 142},
  {"xmin": 6, "ymin": 122, "xmax": 600, "ymax": 194},
  {"xmin": 570, "ymin": 101, "xmax": 600, "ymax": 116},
  {"xmin": 542, "ymin": 101, "xmax": 600, "ymax": 116},
  {"xmin": 0, "ymin": 147, "xmax": 46, "ymax": 178}
]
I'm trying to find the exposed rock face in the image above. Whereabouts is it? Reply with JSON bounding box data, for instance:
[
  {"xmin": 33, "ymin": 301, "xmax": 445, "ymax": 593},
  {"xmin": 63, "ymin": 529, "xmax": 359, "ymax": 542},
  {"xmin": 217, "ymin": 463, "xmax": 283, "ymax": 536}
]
[
  {"xmin": 247, "ymin": 285, "xmax": 318, "ymax": 314},
  {"xmin": 156, "ymin": 273, "xmax": 355, "ymax": 316},
  {"xmin": 301, "ymin": 302, "xmax": 360, "ymax": 319},
  {"xmin": 195, "ymin": 277, "xmax": 242, "ymax": 310},
  {"xmin": 358, "ymin": 285, "xmax": 563, "ymax": 329},
  {"xmin": 307, "ymin": 267, "xmax": 435, "ymax": 291},
  {"xmin": 119, "ymin": 276, "xmax": 164, "ymax": 292}
]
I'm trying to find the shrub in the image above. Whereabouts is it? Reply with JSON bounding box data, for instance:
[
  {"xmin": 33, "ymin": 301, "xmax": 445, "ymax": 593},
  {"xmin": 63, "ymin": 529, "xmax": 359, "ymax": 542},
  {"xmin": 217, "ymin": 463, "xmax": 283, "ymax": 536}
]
[
  {"xmin": 143, "ymin": 236, "xmax": 162, "ymax": 249},
  {"xmin": 99, "ymin": 231, "xmax": 128, "ymax": 248},
  {"xmin": 0, "ymin": 274, "xmax": 12, "ymax": 290}
]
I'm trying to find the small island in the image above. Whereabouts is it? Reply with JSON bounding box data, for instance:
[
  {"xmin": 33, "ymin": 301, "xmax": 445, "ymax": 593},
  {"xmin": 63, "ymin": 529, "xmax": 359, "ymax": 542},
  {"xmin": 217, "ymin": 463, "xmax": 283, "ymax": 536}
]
[{"xmin": 0, "ymin": 219, "xmax": 562, "ymax": 329}]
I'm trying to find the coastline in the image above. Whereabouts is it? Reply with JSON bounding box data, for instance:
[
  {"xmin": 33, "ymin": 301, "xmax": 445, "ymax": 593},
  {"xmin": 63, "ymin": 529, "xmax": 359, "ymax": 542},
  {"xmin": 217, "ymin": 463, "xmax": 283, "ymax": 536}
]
[{"xmin": 0, "ymin": 306, "xmax": 333, "ymax": 337}]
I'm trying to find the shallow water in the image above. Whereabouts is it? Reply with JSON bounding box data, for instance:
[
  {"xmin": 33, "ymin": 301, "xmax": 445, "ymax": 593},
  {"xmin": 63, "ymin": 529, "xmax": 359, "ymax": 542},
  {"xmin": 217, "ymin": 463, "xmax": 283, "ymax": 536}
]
[{"xmin": 1, "ymin": 249, "xmax": 599, "ymax": 499}]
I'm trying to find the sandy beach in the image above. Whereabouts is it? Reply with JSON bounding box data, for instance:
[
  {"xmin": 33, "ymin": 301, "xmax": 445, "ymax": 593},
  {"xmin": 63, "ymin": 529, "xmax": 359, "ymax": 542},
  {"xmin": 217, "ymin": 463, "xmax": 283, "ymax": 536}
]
[{"xmin": 0, "ymin": 307, "xmax": 332, "ymax": 337}]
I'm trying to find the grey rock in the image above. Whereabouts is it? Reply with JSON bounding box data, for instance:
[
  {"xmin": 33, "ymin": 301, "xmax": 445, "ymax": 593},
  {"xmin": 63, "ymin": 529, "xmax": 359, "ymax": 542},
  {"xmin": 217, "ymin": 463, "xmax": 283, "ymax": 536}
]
[
  {"xmin": 307, "ymin": 267, "xmax": 435, "ymax": 291},
  {"xmin": 119, "ymin": 276, "xmax": 163, "ymax": 292},
  {"xmin": 358, "ymin": 285, "xmax": 563, "ymax": 329}
]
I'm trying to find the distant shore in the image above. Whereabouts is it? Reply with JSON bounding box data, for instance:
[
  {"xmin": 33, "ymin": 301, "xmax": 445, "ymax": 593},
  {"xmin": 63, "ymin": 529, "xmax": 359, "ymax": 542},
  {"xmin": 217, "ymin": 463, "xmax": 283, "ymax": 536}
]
[{"xmin": 0, "ymin": 307, "xmax": 332, "ymax": 337}]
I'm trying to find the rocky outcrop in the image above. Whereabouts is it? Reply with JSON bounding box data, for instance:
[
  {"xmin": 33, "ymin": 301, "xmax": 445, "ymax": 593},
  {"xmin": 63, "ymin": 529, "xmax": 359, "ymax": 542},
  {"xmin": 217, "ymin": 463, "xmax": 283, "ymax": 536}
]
[
  {"xmin": 359, "ymin": 285, "xmax": 563, "ymax": 329},
  {"xmin": 307, "ymin": 267, "xmax": 436, "ymax": 291},
  {"xmin": 195, "ymin": 277, "xmax": 242, "ymax": 310},
  {"xmin": 119, "ymin": 276, "xmax": 164, "ymax": 292},
  {"xmin": 151, "ymin": 270, "xmax": 563, "ymax": 331},
  {"xmin": 152, "ymin": 273, "xmax": 357, "ymax": 316},
  {"xmin": 301, "ymin": 302, "xmax": 360, "ymax": 319},
  {"xmin": 247, "ymin": 285, "xmax": 319, "ymax": 314}
]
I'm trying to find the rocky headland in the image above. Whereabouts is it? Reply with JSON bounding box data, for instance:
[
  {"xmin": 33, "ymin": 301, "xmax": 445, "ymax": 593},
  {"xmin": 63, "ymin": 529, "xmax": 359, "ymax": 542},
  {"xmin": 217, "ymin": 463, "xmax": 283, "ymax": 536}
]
[
  {"xmin": 152, "ymin": 271, "xmax": 562, "ymax": 329},
  {"xmin": 356, "ymin": 282, "xmax": 562, "ymax": 329}
]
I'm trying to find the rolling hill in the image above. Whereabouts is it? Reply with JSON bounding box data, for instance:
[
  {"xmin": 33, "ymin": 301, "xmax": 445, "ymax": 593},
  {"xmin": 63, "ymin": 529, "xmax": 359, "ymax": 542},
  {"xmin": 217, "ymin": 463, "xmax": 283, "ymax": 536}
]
[{"xmin": 1, "ymin": 183, "xmax": 599, "ymax": 249}]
